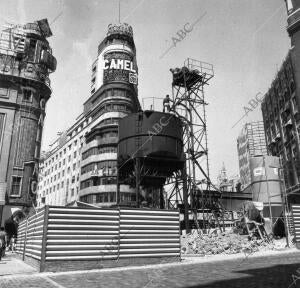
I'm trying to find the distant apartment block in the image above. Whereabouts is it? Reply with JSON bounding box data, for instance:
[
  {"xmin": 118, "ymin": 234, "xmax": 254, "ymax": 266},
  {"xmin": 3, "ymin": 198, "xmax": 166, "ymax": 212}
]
[{"xmin": 237, "ymin": 122, "xmax": 267, "ymax": 190}]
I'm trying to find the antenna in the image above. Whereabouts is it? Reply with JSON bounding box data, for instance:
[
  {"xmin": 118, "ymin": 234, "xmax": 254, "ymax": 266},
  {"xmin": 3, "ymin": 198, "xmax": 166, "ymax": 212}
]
[{"xmin": 118, "ymin": 0, "xmax": 121, "ymax": 23}]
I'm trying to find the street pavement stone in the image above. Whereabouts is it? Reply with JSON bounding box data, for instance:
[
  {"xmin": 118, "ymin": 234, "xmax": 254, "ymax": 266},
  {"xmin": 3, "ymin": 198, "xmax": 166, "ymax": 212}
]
[
  {"xmin": 0, "ymin": 251, "xmax": 300, "ymax": 287},
  {"xmin": 0, "ymin": 275, "xmax": 64, "ymax": 288}
]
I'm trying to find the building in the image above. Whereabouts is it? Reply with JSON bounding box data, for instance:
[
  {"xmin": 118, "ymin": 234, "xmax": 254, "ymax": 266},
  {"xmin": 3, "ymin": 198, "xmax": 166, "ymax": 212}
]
[
  {"xmin": 217, "ymin": 163, "xmax": 241, "ymax": 192},
  {"xmin": 0, "ymin": 19, "xmax": 56, "ymax": 225},
  {"xmin": 237, "ymin": 122, "xmax": 282, "ymax": 218},
  {"xmin": 261, "ymin": 0, "xmax": 300, "ymax": 200},
  {"xmin": 36, "ymin": 23, "xmax": 140, "ymax": 208},
  {"xmin": 237, "ymin": 121, "xmax": 268, "ymax": 190}
]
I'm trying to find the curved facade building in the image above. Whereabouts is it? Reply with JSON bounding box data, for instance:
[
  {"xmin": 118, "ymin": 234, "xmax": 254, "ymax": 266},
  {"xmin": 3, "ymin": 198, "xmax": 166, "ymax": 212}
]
[
  {"xmin": 79, "ymin": 23, "xmax": 140, "ymax": 206},
  {"xmin": 0, "ymin": 19, "xmax": 56, "ymax": 223}
]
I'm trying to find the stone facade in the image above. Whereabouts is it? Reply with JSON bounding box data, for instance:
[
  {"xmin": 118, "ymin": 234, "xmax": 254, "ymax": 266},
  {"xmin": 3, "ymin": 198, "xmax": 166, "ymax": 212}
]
[{"xmin": 0, "ymin": 19, "xmax": 56, "ymax": 224}]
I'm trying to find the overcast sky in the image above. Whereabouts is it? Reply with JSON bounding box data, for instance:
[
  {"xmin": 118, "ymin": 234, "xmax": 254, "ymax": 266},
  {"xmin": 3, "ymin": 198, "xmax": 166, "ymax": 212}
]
[{"xmin": 0, "ymin": 0, "xmax": 290, "ymax": 183}]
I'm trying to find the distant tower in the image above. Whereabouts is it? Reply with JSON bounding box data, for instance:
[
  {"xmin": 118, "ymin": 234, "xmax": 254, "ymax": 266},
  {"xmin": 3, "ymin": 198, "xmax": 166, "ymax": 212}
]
[
  {"xmin": 79, "ymin": 23, "xmax": 140, "ymax": 206},
  {"xmin": 217, "ymin": 163, "xmax": 229, "ymax": 192},
  {"xmin": 0, "ymin": 19, "xmax": 56, "ymax": 223}
]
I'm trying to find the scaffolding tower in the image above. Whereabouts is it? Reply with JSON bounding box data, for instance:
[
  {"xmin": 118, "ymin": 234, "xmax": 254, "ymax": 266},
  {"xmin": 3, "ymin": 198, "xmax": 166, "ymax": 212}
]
[{"xmin": 166, "ymin": 58, "xmax": 224, "ymax": 231}]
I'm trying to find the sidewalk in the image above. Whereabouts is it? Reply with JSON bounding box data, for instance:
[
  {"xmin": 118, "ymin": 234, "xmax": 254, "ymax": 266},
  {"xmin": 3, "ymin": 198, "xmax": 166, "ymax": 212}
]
[
  {"xmin": 0, "ymin": 252, "xmax": 37, "ymax": 276},
  {"xmin": 0, "ymin": 247, "xmax": 299, "ymax": 278},
  {"xmin": 0, "ymin": 248, "xmax": 300, "ymax": 288}
]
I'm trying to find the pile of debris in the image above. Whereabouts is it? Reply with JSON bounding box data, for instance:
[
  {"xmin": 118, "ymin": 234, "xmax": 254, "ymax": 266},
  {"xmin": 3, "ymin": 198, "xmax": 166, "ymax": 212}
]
[{"xmin": 181, "ymin": 230, "xmax": 272, "ymax": 256}]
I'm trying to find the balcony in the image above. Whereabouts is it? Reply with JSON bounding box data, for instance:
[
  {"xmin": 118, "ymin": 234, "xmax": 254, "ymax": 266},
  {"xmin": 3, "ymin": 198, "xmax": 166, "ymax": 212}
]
[
  {"xmin": 79, "ymin": 184, "xmax": 133, "ymax": 198},
  {"xmin": 82, "ymin": 137, "xmax": 118, "ymax": 153},
  {"xmin": 80, "ymin": 165, "xmax": 117, "ymax": 182},
  {"xmin": 81, "ymin": 152, "xmax": 117, "ymax": 167}
]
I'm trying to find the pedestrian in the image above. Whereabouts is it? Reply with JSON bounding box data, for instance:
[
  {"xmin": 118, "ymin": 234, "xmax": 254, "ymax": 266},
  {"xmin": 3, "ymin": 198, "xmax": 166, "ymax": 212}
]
[
  {"xmin": 11, "ymin": 235, "xmax": 16, "ymax": 253},
  {"xmin": 163, "ymin": 94, "xmax": 171, "ymax": 113},
  {"xmin": 4, "ymin": 215, "xmax": 18, "ymax": 251},
  {"xmin": 0, "ymin": 227, "xmax": 6, "ymax": 260}
]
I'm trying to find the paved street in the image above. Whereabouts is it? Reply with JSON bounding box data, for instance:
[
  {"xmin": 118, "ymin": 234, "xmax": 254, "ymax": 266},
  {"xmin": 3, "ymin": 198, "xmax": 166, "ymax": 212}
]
[
  {"xmin": 1, "ymin": 250, "xmax": 300, "ymax": 288},
  {"xmin": 0, "ymin": 253, "xmax": 36, "ymax": 277}
]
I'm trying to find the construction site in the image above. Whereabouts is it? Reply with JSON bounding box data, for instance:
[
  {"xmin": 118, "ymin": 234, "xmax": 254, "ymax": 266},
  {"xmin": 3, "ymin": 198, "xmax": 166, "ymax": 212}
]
[{"xmin": 0, "ymin": 1, "xmax": 300, "ymax": 287}]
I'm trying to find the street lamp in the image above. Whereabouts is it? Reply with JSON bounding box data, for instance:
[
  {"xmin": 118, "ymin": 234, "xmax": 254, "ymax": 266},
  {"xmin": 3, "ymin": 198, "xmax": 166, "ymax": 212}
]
[{"xmin": 269, "ymin": 157, "xmax": 290, "ymax": 248}]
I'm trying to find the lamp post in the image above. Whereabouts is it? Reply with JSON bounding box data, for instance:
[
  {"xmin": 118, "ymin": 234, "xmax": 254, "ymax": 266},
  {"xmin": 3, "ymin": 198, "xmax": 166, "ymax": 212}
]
[{"xmin": 269, "ymin": 157, "xmax": 290, "ymax": 247}]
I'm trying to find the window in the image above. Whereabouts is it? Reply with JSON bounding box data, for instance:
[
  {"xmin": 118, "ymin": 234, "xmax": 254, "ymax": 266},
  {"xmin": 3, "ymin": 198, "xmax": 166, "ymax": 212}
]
[
  {"xmin": 0, "ymin": 88, "xmax": 8, "ymax": 98},
  {"xmin": 28, "ymin": 39, "xmax": 37, "ymax": 61},
  {"xmin": 23, "ymin": 89, "xmax": 33, "ymax": 102},
  {"xmin": 10, "ymin": 176, "xmax": 22, "ymax": 196}
]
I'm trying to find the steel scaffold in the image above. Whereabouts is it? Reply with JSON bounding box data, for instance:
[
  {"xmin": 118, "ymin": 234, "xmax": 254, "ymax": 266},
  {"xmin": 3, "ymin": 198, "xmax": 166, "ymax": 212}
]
[{"xmin": 165, "ymin": 58, "xmax": 225, "ymax": 232}]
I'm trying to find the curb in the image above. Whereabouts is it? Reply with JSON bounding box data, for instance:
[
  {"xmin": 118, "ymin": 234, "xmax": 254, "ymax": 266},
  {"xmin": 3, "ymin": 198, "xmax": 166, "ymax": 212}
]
[{"xmin": 1, "ymin": 248, "xmax": 298, "ymax": 279}]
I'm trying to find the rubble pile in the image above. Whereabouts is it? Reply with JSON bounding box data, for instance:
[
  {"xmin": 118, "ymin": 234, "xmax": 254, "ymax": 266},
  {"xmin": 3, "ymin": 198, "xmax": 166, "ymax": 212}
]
[{"xmin": 181, "ymin": 230, "xmax": 272, "ymax": 256}]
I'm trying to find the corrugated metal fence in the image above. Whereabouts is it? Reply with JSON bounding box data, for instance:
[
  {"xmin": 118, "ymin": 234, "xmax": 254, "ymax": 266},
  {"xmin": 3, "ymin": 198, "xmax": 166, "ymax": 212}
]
[
  {"xmin": 46, "ymin": 207, "xmax": 120, "ymax": 261},
  {"xmin": 291, "ymin": 205, "xmax": 300, "ymax": 247},
  {"xmin": 16, "ymin": 207, "xmax": 45, "ymax": 261},
  {"xmin": 119, "ymin": 208, "xmax": 180, "ymax": 258},
  {"xmin": 16, "ymin": 206, "xmax": 180, "ymax": 271}
]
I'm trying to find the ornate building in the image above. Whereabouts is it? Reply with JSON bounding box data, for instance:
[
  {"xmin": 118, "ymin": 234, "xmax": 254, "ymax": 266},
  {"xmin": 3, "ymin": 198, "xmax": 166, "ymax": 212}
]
[
  {"xmin": 37, "ymin": 23, "xmax": 140, "ymax": 208},
  {"xmin": 261, "ymin": 0, "xmax": 300, "ymax": 199},
  {"xmin": 0, "ymin": 19, "xmax": 56, "ymax": 225}
]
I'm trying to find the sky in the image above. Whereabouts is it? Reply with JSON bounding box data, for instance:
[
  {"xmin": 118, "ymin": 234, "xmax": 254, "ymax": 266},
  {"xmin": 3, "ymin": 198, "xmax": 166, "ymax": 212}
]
[{"xmin": 0, "ymin": 0, "xmax": 291, "ymax": 184}]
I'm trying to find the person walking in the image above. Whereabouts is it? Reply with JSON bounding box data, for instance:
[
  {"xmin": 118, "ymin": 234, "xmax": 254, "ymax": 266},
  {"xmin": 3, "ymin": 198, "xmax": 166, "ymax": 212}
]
[
  {"xmin": 4, "ymin": 216, "xmax": 18, "ymax": 251},
  {"xmin": 0, "ymin": 227, "xmax": 6, "ymax": 260}
]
